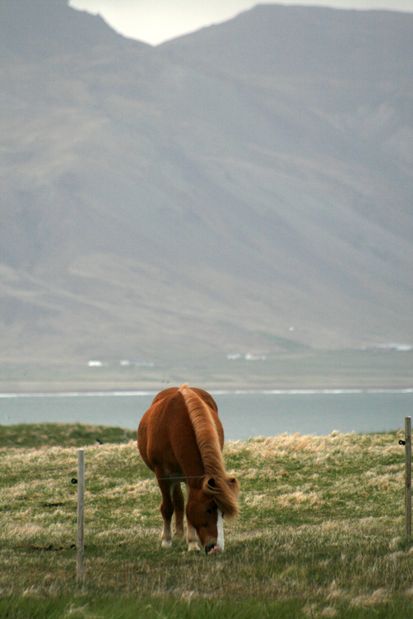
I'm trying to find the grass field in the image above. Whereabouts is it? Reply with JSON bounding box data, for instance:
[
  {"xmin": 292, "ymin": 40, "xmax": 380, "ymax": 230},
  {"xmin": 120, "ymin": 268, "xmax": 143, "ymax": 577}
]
[{"xmin": 0, "ymin": 423, "xmax": 412, "ymax": 618}]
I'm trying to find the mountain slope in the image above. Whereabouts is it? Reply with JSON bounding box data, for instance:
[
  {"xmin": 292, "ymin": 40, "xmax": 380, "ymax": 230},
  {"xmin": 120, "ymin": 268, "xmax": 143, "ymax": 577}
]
[{"xmin": 0, "ymin": 1, "xmax": 412, "ymax": 363}]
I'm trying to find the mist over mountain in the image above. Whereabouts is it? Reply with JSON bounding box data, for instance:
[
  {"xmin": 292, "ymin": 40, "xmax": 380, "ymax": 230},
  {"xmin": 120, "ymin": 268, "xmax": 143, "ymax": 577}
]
[{"xmin": 1, "ymin": 1, "xmax": 412, "ymax": 364}]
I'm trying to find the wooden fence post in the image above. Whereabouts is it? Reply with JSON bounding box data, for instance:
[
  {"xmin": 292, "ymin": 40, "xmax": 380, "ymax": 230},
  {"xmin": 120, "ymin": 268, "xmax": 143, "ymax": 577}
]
[
  {"xmin": 76, "ymin": 449, "xmax": 85, "ymax": 585},
  {"xmin": 405, "ymin": 417, "xmax": 412, "ymax": 542}
]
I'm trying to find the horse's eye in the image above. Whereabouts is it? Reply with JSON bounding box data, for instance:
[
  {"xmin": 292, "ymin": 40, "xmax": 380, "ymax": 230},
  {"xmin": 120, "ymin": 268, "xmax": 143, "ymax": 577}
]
[{"xmin": 206, "ymin": 508, "xmax": 213, "ymax": 515}]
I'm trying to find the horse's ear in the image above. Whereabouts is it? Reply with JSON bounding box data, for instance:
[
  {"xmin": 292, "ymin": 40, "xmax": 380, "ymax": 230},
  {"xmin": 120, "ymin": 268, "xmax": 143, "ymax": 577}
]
[{"xmin": 226, "ymin": 476, "xmax": 240, "ymax": 495}]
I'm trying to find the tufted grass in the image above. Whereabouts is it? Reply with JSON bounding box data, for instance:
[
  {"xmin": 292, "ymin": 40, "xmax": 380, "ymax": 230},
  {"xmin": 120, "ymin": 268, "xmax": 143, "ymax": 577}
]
[{"xmin": 0, "ymin": 424, "xmax": 412, "ymax": 618}]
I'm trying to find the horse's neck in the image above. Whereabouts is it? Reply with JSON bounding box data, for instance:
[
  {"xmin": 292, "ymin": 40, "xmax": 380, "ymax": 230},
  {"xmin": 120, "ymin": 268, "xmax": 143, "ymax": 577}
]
[{"xmin": 180, "ymin": 386, "xmax": 225, "ymax": 479}]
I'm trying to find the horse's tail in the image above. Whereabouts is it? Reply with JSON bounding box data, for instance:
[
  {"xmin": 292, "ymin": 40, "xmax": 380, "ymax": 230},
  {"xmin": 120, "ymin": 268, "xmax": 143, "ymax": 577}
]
[{"xmin": 179, "ymin": 384, "xmax": 239, "ymax": 517}]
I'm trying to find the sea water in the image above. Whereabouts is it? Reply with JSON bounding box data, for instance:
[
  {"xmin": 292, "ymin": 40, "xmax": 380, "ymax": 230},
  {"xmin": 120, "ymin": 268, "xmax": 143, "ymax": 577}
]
[{"xmin": 0, "ymin": 389, "xmax": 412, "ymax": 439}]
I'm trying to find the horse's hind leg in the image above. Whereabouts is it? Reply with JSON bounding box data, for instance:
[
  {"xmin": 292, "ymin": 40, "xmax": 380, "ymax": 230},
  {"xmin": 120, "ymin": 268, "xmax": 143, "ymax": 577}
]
[
  {"xmin": 157, "ymin": 477, "xmax": 174, "ymax": 548},
  {"xmin": 172, "ymin": 483, "xmax": 184, "ymax": 539}
]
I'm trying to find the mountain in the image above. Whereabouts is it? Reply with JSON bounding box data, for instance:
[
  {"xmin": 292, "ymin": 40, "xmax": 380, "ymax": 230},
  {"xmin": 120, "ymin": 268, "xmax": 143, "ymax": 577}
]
[
  {"xmin": 0, "ymin": 0, "xmax": 148, "ymax": 59},
  {"xmin": 1, "ymin": 1, "xmax": 412, "ymax": 365}
]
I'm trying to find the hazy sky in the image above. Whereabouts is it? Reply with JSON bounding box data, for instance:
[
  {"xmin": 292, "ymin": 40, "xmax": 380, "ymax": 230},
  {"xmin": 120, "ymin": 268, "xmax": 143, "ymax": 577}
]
[{"xmin": 69, "ymin": 0, "xmax": 413, "ymax": 45}]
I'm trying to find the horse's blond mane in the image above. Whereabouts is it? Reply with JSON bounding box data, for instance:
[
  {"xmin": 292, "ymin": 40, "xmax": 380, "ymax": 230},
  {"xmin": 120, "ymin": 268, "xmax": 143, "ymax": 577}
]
[{"xmin": 179, "ymin": 384, "xmax": 239, "ymax": 517}]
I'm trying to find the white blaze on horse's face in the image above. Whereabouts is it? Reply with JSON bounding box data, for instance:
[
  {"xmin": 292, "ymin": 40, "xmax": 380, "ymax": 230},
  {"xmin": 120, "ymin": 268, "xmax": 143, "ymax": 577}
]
[
  {"xmin": 204, "ymin": 508, "xmax": 225, "ymax": 555},
  {"xmin": 217, "ymin": 509, "xmax": 225, "ymax": 551}
]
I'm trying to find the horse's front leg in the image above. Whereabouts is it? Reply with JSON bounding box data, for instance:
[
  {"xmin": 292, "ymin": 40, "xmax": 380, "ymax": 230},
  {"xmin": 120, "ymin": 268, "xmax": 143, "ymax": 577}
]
[
  {"xmin": 185, "ymin": 484, "xmax": 200, "ymax": 552},
  {"xmin": 172, "ymin": 483, "xmax": 184, "ymax": 539},
  {"xmin": 186, "ymin": 521, "xmax": 201, "ymax": 552},
  {"xmin": 157, "ymin": 477, "xmax": 174, "ymax": 548}
]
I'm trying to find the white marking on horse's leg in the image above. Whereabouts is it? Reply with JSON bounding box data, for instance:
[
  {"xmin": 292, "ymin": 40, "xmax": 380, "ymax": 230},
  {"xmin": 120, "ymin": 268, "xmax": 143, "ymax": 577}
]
[
  {"xmin": 217, "ymin": 510, "xmax": 225, "ymax": 551},
  {"xmin": 187, "ymin": 522, "xmax": 200, "ymax": 552},
  {"xmin": 161, "ymin": 521, "xmax": 172, "ymax": 548}
]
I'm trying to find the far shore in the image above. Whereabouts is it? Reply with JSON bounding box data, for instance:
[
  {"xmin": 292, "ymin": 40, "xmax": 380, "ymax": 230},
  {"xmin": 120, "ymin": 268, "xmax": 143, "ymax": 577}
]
[{"xmin": 1, "ymin": 379, "xmax": 413, "ymax": 395}]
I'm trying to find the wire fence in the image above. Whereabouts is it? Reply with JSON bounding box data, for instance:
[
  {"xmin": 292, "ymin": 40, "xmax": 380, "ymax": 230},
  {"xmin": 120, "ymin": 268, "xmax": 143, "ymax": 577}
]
[{"xmin": 1, "ymin": 419, "xmax": 411, "ymax": 586}]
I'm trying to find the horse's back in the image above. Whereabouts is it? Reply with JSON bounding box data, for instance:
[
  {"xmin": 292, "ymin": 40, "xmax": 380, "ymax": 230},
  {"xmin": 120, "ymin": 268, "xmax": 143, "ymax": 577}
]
[
  {"xmin": 137, "ymin": 386, "xmax": 222, "ymax": 475},
  {"xmin": 150, "ymin": 386, "xmax": 218, "ymax": 412}
]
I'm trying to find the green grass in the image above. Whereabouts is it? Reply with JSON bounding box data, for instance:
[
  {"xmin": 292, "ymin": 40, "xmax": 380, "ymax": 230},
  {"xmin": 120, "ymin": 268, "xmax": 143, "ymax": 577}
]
[
  {"xmin": 2, "ymin": 596, "xmax": 412, "ymax": 619},
  {"xmin": 0, "ymin": 423, "xmax": 135, "ymax": 448},
  {"xmin": 0, "ymin": 424, "xmax": 412, "ymax": 618}
]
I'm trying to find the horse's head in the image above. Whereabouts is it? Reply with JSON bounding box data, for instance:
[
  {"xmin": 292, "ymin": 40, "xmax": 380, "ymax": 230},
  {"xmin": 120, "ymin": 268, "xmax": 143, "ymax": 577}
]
[{"xmin": 186, "ymin": 476, "xmax": 239, "ymax": 554}]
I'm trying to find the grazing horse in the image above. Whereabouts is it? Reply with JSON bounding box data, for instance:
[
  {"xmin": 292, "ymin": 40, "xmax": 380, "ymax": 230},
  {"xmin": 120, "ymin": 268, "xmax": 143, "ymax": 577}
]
[{"xmin": 137, "ymin": 385, "xmax": 239, "ymax": 554}]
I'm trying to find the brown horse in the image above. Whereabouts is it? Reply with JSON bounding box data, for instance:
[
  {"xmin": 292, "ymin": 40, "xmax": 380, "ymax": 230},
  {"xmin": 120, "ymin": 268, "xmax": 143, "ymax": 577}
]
[{"xmin": 137, "ymin": 385, "xmax": 239, "ymax": 554}]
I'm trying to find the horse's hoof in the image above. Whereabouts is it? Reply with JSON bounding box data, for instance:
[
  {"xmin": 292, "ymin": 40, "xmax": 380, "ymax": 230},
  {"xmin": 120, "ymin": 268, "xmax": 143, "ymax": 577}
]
[
  {"xmin": 187, "ymin": 542, "xmax": 201, "ymax": 552},
  {"xmin": 206, "ymin": 544, "xmax": 222, "ymax": 555},
  {"xmin": 161, "ymin": 539, "xmax": 172, "ymax": 549}
]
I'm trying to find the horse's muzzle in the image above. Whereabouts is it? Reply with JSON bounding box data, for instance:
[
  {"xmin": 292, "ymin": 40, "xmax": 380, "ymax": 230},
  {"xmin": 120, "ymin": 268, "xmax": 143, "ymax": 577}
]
[{"xmin": 205, "ymin": 543, "xmax": 222, "ymax": 555}]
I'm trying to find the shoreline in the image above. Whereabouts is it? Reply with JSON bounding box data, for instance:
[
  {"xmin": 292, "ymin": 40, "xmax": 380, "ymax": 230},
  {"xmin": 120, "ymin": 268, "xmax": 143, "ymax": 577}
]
[
  {"xmin": 1, "ymin": 376, "xmax": 413, "ymax": 395},
  {"xmin": 0, "ymin": 386, "xmax": 413, "ymax": 398},
  {"xmin": 1, "ymin": 350, "xmax": 411, "ymax": 394}
]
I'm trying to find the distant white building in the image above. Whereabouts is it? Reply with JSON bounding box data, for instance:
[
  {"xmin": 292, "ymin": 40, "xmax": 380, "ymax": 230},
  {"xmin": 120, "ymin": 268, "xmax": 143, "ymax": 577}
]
[
  {"xmin": 245, "ymin": 352, "xmax": 267, "ymax": 361},
  {"xmin": 227, "ymin": 352, "xmax": 267, "ymax": 361}
]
